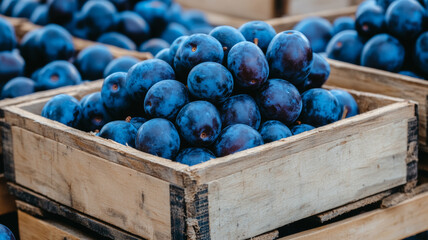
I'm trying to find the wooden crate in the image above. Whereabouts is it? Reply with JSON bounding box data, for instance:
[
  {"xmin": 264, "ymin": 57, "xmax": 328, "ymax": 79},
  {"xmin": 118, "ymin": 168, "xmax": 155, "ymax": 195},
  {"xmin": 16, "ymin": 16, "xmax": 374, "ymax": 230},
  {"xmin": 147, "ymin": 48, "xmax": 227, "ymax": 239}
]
[
  {"xmin": 266, "ymin": 6, "xmax": 428, "ymax": 166},
  {"xmin": 1, "ymin": 78, "xmax": 418, "ymax": 239},
  {"xmin": 0, "ymin": 174, "xmax": 15, "ymax": 215}
]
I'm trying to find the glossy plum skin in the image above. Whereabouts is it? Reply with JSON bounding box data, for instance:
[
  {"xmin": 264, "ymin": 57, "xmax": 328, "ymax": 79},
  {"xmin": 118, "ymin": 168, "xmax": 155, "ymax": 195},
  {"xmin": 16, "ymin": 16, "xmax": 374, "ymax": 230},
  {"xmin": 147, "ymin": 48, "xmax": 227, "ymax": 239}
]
[
  {"xmin": 376, "ymin": 0, "xmax": 398, "ymax": 9},
  {"xmin": 79, "ymin": 92, "xmax": 113, "ymax": 132},
  {"xmin": 75, "ymin": 45, "xmax": 114, "ymax": 80},
  {"xmin": 414, "ymin": 32, "xmax": 428, "ymax": 75},
  {"xmin": 355, "ymin": 3, "xmax": 385, "ymax": 39},
  {"xmin": 209, "ymin": 26, "xmax": 245, "ymax": 62},
  {"xmin": 101, "ymin": 72, "xmax": 136, "ymax": 119},
  {"xmin": 36, "ymin": 60, "xmax": 82, "ymax": 90},
  {"xmin": 174, "ymin": 34, "xmax": 224, "ymax": 80},
  {"xmin": 385, "ymin": 0, "xmax": 425, "ymax": 41},
  {"xmin": 176, "ymin": 101, "xmax": 222, "ymax": 147},
  {"xmin": 129, "ymin": 117, "xmax": 147, "ymax": 130},
  {"xmin": 220, "ymin": 94, "xmax": 261, "ymax": 130},
  {"xmin": 103, "ymin": 56, "xmax": 139, "ymax": 78},
  {"xmin": 98, "ymin": 120, "xmax": 137, "ymax": 147},
  {"xmin": 326, "ymin": 30, "xmax": 364, "ymax": 65},
  {"xmin": 303, "ymin": 53, "xmax": 331, "ymax": 91},
  {"xmin": 227, "ymin": 42, "xmax": 269, "ymax": 90},
  {"xmin": 332, "ymin": 16, "xmax": 355, "ymax": 35},
  {"xmin": 30, "ymin": 5, "xmax": 49, "ymax": 25},
  {"xmin": 256, "ymin": 79, "xmax": 302, "ymax": 126},
  {"xmin": 266, "ymin": 30, "xmax": 313, "ymax": 86},
  {"xmin": 11, "ymin": 0, "xmax": 39, "ymax": 18},
  {"xmin": 97, "ymin": 32, "xmax": 137, "ymax": 51},
  {"xmin": 134, "ymin": 0, "xmax": 168, "ymax": 36},
  {"xmin": 135, "ymin": 118, "xmax": 180, "ymax": 160},
  {"xmin": 299, "ymin": 88, "xmax": 341, "ymax": 127},
  {"xmin": 0, "ymin": 224, "xmax": 16, "ymax": 240},
  {"xmin": 330, "ymin": 89, "xmax": 359, "ymax": 118},
  {"xmin": 144, "ymin": 80, "xmax": 189, "ymax": 120},
  {"xmin": 214, "ymin": 124, "xmax": 264, "ymax": 157},
  {"xmin": 169, "ymin": 36, "xmax": 187, "ymax": 60},
  {"xmin": 161, "ymin": 23, "xmax": 189, "ymax": 44},
  {"xmin": 80, "ymin": 1, "xmax": 117, "ymax": 40},
  {"xmin": 155, "ymin": 48, "xmax": 174, "ymax": 66},
  {"xmin": 36, "ymin": 24, "xmax": 75, "ymax": 67},
  {"xmin": 139, "ymin": 38, "xmax": 170, "ymax": 56},
  {"xmin": 0, "ymin": 17, "xmax": 16, "ymax": 51},
  {"xmin": 259, "ymin": 120, "xmax": 292, "ymax": 143},
  {"xmin": 42, "ymin": 94, "xmax": 82, "ymax": 128},
  {"xmin": 291, "ymin": 124, "xmax": 315, "ymax": 135},
  {"xmin": 125, "ymin": 59, "xmax": 175, "ymax": 103},
  {"xmin": 294, "ymin": 17, "xmax": 333, "ymax": 53},
  {"xmin": 175, "ymin": 147, "xmax": 215, "ymax": 166},
  {"xmin": 360, "ymin": 34, "xmax": 405, "ymax": 72},
  {"xmin": 116, "ymin": 11, "xmax": 150, "ymax": 45},
  {"xmin": 47, "ymin": 0, "xmax": 77, "ymax": 25},
  {"xmin": 0, "ymin": 51, "xmax": 24, "ymax": 84},
  {"xmin": 19, "ymin": 28, "xmax": 42, "ymax": 70},
  {"xmin": 1, "ymin": 77, "xmax": 35, "ymax": 99},
  {"xmin": 187, "ymin": 62, "xmax": 234, "ymax": 103},
  {"xmin": 238, "ymin": 21, "xmax": 277, "ymax": 53}
]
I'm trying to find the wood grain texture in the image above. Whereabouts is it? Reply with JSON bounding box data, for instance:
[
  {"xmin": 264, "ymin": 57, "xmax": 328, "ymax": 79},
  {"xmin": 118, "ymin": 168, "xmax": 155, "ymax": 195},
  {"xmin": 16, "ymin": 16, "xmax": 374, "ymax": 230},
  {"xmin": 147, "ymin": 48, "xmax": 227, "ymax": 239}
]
[
  {"xmin": 286, "ymin": 0, "xmax": 355, "ymax": 15},
  {"xmin": 0, "ymin": 174, "xmax": 15, "ymax": 215},
  {"xmin": 12, "ymin": 127, "xmax": 172, "ymax": 239},
  {"xmin": 280, "ymin": 191, "xmax": 428, "ymax": 240},
  {"xmin": 18, "ymin": 210, "xmax": 97, "ymax": 240}
]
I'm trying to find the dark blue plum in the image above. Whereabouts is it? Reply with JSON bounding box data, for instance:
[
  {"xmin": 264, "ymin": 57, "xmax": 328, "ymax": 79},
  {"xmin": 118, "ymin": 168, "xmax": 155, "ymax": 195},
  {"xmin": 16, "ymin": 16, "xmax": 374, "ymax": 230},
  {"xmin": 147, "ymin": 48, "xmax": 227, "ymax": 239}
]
[
  {"xmin": 399, "ymin": 70, "xmax": 423, "ymax": 79},
  {"xmin": 187, "ymin": 62, "xmax": 233, "ymax": 103},
  {"xmin": 294, "ymin": 17, "xmax": 333, "ymax": 53},
  {"xmin": 30, "ymin": 5, "xmax": 49, "ymax": 25},
  {"xmin": 1, "ymin": 77, "xmax": 35, "ymax": 99},
  {"xmin": 355, "ymin": 3, "xmax": 385, "ymax": 39},
  {"xmin": 0, "ymin": 17, "xmax": 16, "ymax": 51},
  {"xmin": 134, "ymin": 0, "xmax": 168, "ymax": 36},
  {"xmin": 101, "ymin": 72, "xmax": 136, "ymax": 119},
  {"xmin": 385, "ymin": 0, "xmax": 425, "ymax": 41},
  {"xmin": 103, "ymin": 56, "xmax": 139, "ymax": 78},
  {"xmin": 300, "ymin": 88, "xmax": 341, "ymax": 127},
  {"xmin": 332, "ymin": 16, "xmax": 355, "ymax": 35},
  {"xmin": 155, "ymin": 48, "xmax": 174, "ymax": 66},
  {"xmin": 129, "ymin": 116, "xmax": 147, "ymax": 130},
  {"xmin": 174, "ymin": 34, "xmax": 224, "ymax": 80},
  {"xmin": 116, "ymin": 11, "xmax": 150, "ymax": 45},
  {"xmin": 139, "ymin": 38, "xmax": 170, "ymax": 56},
  {"xmin": 175, "ymin": 147, "xmax": 215, "ymax": 166},
  {"xmin": 220, "ymin": 94, "xmax": 261, "ymax": 130},
  {"xmin": 227, "ymin": 41, "xmax": 269, "ymax": 90},
  {"xmin": 135, "ymin": 118, "xmax": 180, "ymax": 160},
  {"xmin": 0, "ymin": 224, "xmax": 16, "ymax": 240},
  {"xmin": 36, "ymin": 60, "xmax": 82, "ymax": 90},
  {"xmin": 376, "ymin": 0, "xmax": 398, "ymax": 9},
  {"xmin": 0, "ymin": 51, "xmax": 24, "ymax": 84},
  {"xmin": 176, "ymin": 101, "xmax": 222, "ymax": 146},
  {"xmin": 326, "ymin": 30, "xmax": 364, "ymax": 65},
  {"xmin": 214, "ymin": 124, "xmax": 264, "ymax": 157},
  {"xmin": 19, "ymin": 28, "xmax": 42, "ymax": 71},
  {"xmin": 1, "ymin": 0, "xmax": 18, "ymax": 16},
  {"xmin": 259, "ymin": 120, "xmax": 292, "ymax": 143},
  {"xmin": 179, "ymin": 9, "xmax": 211, "ymax": 32},
  {"xmin": 144, "ymin": 80, "xmax": 189, "ymax": 120},
  {"xmin": 125, "ymin": 59, "xmax": 175, "ymax": 103},
  {"xmin": 75, "ymin": 45, "xmax": 114, "ymax": 80},
  {"xmin": 291, "ymin": 124, "xmax": 315, "ymax": 135},
  {"xmin": 161, "ymin": 23, "xmax": 189, "ymax": 44},
  {"xmin": 238, "ymin": 21, "xmax": 276, "ymax": 53},
  {"xmin": 330, "ymin": 89, "xmax": 359, "ymax": 118},
  {"xmin": 256, "ymin": 79, "xmax": 302, "ymax": 125},
  {"xmin": 11, "ymin": 0, "xmax": 39, "ymax": 18},
  {"xmin": 303, "ymin": 53, "xmax": 330, "ymax": 90},
  {"xmin": 108, "ymin": 0, "xmax": 132, "ymax": 11},
  {"xmin": 42, "ymin": 94, "xmax": 82, "ymax": 128},
  {"xmin": 48, "ymin": 0, "xmax": 78, "ymax": 25},
  {"xmin": 169, "ymin": 36, "xmax": 187, "ymax": 66},
  {"xmin": 98, "ymin": 120, "xmax": 137, "ymax": 147},
  {"xmin": 167, "ymin": 2, "xmax": 182, "ymax": 23},
  {"xmin": 80, "ymin": 1, "xmax": 117, "ymax": 40},
  {"xmin": 80, "ymin": 92, "xmax": 113, "ymax": 132},
  {"xmin": 414, "ymin": 32, "xmax": 428, "ymax": 75},
  {"xmin": 266, "ymin": 31, "xmax": 313, "ymax": 86},
  {"xmin": 97, "ymin": 32, "xmax": 137, "ymax": 51},
  {"xmin": 361, "ymin": 33, "xmax": 405, "ymax": 72},
  {"xmin": 209, "ymin": 26, "xmax": 245, "ymax": 62}
]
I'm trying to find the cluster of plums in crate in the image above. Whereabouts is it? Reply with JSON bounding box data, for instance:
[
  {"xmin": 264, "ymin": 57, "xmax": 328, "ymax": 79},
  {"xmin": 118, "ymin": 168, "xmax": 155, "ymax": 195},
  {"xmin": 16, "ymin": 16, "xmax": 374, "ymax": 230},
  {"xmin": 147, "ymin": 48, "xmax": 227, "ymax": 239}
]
[
  {"xmin": 42, "ymin": 19, "xmax": 360, "ymax": 165},
  {"xmin": 294, "ymin": 0, "xmax": 428, "ymax": 79}
]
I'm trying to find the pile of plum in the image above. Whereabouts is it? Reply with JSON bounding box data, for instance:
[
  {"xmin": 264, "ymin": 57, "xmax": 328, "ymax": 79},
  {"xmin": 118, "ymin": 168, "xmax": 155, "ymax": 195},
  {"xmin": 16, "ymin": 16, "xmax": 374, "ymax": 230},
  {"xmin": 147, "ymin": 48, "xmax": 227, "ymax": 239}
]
[
  {"xmin": 42, "ymin": 21, "xmax": 359, "ymax": 165},
  {"xmin": 294, "ymin": 0, "xmax": 428, "ymax": 79},
  {"xmin": 0, "ymin": 0, "xmax": 213, "ymax": 55}
]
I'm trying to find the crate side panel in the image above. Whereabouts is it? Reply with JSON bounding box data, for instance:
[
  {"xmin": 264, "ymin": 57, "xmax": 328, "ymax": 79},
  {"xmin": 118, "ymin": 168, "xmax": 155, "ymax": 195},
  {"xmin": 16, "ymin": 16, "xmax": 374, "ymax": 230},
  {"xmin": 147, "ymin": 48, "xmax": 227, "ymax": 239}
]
[
  {"xmin": 287, "ymin": 0, "xmax": 353, "ymax": 15},
  {"xmin": 207, "ymin": 119, "xmax": 408, "ymax": 239},
  {"xmin": 12, "ymin": 127, "xmax": 172, "ymax": 240},
  {"xmin": 0, "ymin": 174, "xmax": 15, "ymax": 215}
]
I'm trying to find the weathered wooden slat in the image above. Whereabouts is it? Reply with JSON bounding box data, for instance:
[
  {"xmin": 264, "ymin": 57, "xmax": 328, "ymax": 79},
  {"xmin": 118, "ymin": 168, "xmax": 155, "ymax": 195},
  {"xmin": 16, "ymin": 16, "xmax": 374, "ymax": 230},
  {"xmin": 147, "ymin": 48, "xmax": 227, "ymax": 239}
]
[{"xmin": 0, "ymin": 174, "xmax": 15, "ymax": 215}]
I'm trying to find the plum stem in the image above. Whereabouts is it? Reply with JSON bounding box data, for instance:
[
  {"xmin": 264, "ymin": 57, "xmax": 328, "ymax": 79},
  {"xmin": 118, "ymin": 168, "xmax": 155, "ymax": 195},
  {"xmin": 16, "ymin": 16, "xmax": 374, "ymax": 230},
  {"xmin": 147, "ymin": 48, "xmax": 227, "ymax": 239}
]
[
  {"xmin": 341, "ymin": 107, "xmax": 348, "ymax": 119},
  {"xmin": 254, "ymin": 38, "xmax": 259, "ymax": 46},
  {"xmin": 125, "ymin": 116, "xmax": 132, "ymax": 122}
]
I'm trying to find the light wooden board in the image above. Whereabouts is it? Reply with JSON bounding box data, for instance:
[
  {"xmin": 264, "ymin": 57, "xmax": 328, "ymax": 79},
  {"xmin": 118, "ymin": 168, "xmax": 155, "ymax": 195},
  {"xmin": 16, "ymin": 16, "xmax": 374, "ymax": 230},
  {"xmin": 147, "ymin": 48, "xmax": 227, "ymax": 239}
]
[
  {"xmin": 0, "ymin": 174, "xmax": 15, "ymax": 215},
  {"xmin": 280, "ymin": 191, "xmax": 428, "ymax": 240},
  {"xmin": 285, "ymin": 0, "xmax": 355, "ymax": 16},
  {"xmin": 18, "ymin": 210, "xmax": 96, "ymax": 240},
  {"xmin": 12, "ymin": 127, "xmax": 172, "ymax": 240}
]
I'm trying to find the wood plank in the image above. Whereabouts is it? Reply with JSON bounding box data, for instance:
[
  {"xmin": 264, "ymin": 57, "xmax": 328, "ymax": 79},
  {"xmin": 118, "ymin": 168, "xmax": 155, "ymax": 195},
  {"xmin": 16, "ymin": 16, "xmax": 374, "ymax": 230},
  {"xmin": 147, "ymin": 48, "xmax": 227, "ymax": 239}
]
[
  {"xmin": 280, "ymin": 191, "xmax": 428, "ymax": 240},
  {"xmin": 11, "ymin": 127, "xmax": 173, "ymax": 239},
  {"xmin": 18, "ymin": 210, "xmax": 97, "ymax": 240},
  {"xmin": 205, "ymin": 114, "xmax": 411, "ymax": 239},
  {"xmin": 0, "ymin": 174, "xmax": 15, "ymax": 215},
  {"xmin": 286, "ymin": 0, "xmax": 355, "ymax": 16}
]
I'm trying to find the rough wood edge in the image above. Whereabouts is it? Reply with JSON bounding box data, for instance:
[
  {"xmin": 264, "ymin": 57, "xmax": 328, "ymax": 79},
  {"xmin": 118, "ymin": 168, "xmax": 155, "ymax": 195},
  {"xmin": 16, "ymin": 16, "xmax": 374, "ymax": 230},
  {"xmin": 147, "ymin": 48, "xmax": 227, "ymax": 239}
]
[
  {"xmin": 8, "ymin": 183, "xmax": 142, "ymax": 240},
  {"xmin": 250, "ymin": 230, "xmax": 280, "ymax": 240},
  {"xmin": 0, "ymin": 174, "xmax": 16, "ymax": 215},
  {"xmin": 381, "ymin": 183, "xmax": 428, "ymax": 208},
  {"xmin": 16, "ymin": 200, "xmax": 44, "ymax": 218},
  {"xmin": 1, "ymin": 123, "xmax": 14, "ymax": 182},
  {"xmin": 170, "ymin": 184, "xmax": 186, "ymax": 240},
  {"xmin": 184, "ymin": 177, "xmax": 210, "ymax": 240}
]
